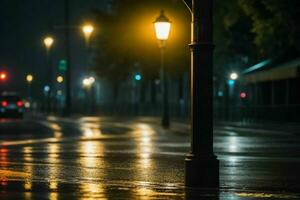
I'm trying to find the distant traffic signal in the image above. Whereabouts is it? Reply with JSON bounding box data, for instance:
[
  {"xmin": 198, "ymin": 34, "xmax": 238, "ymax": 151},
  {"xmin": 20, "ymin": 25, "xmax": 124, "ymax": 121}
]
[
  {"xmin": 0, "ymin": 72, "xmax": 7, "ymax": 81},
  {"xmin": 240, "ymin": 92, "xmax": 247, "ymax": 99}
]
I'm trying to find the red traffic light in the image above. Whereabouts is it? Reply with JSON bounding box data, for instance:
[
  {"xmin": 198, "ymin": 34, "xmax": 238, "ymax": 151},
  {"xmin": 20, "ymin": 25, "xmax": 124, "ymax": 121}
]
[
  {"xmin": 240, "ymin": 92, "xmax": 247, "ymax": 99},
  {"xmin": 0, "ymin": 72, "xmax": 7, "ymax": 81}
]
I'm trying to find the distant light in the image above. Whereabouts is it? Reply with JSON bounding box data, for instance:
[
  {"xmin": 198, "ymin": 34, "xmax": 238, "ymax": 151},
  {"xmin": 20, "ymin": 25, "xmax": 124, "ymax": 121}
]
[
  {"xmin": 240, "ymin": 92, "xmax": 247, "ymax": 99},
  {"xmin": 57, "ymin": 76, "xmax": 64, "ymax": 83},
  {"xmin": 24, "ymin": 102, "xmax": 31, "ymax": 108},
  {"xmin": 43, "ymin": 36, "xmax": 54, "ymax": 49},
  {"xmin": 44, "ymin": 85, "xmax": 50, "ymax": 92},
  {"xmin": 155, "ymin": 79, "xmax": 160, "ymax": 85},
  {"xmin": 230, "ymin": 72, "xmax": 238, "ymax": 80},
  {"xmin": 88, "ymin": 76, "xmax": 95, "ymax": 84},
  {"xmin": 26, "ymin": 74, "xmax": 33, "ymax": 83},
  {"xmin": 217, "ymin": 91, "xmax": 224, "ymax": 97},
  {"xmin": 57, "ymin": 90, "xmax": 63, "ymax": 96},
  {"xmin": 82, "ymin": 78, "xmax": 90, "ymax": 86},
  {"xmin": 134, "ymin": 74, "xmax": 142, "ymax": 81},
  {"xmin": 82, "ymin": 24, "xmax": 94, "ymax": 35},
  {"xmin": 228, "ymin": 80, "xmax": 235, "ymax": 86},
  {"xmin": 0, "ymin": 72, "xmax": 7, "ymax": 81}
]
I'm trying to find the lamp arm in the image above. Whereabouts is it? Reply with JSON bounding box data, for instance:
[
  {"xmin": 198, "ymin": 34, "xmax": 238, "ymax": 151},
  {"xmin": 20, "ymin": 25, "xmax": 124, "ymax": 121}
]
[{"xmin": 182, "ymin": 0, "xmax": 192, "ymax": 13}]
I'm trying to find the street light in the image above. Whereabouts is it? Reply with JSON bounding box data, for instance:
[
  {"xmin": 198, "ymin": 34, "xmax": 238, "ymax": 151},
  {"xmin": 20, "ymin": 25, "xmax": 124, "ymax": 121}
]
[
  {"xmin": 82, "ymin": 76, "xmax": 95, "ymax": 114},
  {"xmin": 82, "ymin": 76, "xmax": 95, "ymax": 88},
  {"xmin": 26, "ymin": 74, "xmax": 33, "ymax": 100},
  {"xmin": 182, "ymin": 0, "xmax": 219, "ymax": 188},
  {"xmin": 154, "ymin": 10, "xmax": 171, "ymax": 128},
  {"xmin": 82, "ymin": 24, "xmax": 94, "ymax": 46},
  {"xmin": 230, "ymin": 72, "xmax": 238, "ymax": 80},
  {"xmin": 43, "ymin": 36, "xmax": 54, "ymax": 53},
  {"xmin": 57, "ymin": 76, "xmax": 64, "ymax": 83},
  {"xmin": 43, "ymin": 36, "xmax": 54, "ymax": 114}
]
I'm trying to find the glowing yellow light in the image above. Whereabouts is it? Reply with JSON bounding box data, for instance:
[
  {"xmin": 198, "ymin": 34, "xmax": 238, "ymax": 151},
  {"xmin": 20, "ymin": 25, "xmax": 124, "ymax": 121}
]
[
  {"xmin": 43, "ymin": 36, "xmax": 54, "ymax": 49},
  {"xmin": 82, "ymin": 24, "xmax": 94, "ymax": 35},
  {"xmin": 56, "ymin": 76, "xmax": 64, "ymax": 83},
  {"xmin": 89, "ymin": 76, "xmax": 95, "ymax": 84},
  {"xmin": 154, "ymin": 11, "xmax": 171, "ymax": 41},
  {"xmin": 82, "ymin": 78, "xmax": 90, "ymax": 87},
  {"xmin": 82, "ymin": 76, "xmax": 95, "ymax": 88},
  {"xmin": 26, "ymin": 74, "xmax": 33, "ymax": 83},
  {"xmin": 82, "ymin": 24, "xmax": 94, "ymax": 44}
]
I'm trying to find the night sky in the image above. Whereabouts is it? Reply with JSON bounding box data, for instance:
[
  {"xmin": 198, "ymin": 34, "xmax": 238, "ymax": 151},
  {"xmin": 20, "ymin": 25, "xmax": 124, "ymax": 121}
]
[{"xmin": 0, "ymin": 0, "xmax": 108, "ymax": 96}]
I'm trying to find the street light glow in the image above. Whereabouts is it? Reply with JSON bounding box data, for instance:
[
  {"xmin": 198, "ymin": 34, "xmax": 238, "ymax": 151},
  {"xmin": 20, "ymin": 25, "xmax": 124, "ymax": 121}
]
[
  {"xmin": 82, "ymin": 24, "xmax": 94, "ymax": 44},
  {"xmin": 230, "ymin": 72, "xmax": 238, "ymax": 80},
  {"xmin": 26, "ymin": 74, "xmax": 33, "ymax": 83},
  {"xmin": 154, "ymin": 10, "xmax": 171, "ymax": 41},
  {"xmin": 82, "ymin": 24, "xmax": 94, "ymax": 35},
  {"xmin": 57, "ymin": 76, "xmax": 64, "ymax": 83},
  {"xmin": 43, "ymin": 36, "xmax": 54, "ymax": 49},
  {"xmin": 82, "ymin": 76, "xmax": 95, "ymax": 88},
  {"xmin": 88, "ymin": 76, "xmax": 95, "ymax": 84}
]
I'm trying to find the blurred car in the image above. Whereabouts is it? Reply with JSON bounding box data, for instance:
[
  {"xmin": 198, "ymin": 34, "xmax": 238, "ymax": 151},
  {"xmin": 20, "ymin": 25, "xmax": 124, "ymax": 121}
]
[{"xmin": 0, "ymin": 93, "xmax": 24, "ymax": 118}]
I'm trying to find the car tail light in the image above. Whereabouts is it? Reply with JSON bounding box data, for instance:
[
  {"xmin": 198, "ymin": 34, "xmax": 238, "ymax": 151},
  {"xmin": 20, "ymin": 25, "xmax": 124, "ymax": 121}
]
[
  {"xmin": 1, "ymin": 101, "xmax": 8, "ymax": 107},
  {"xmin": 17, "ymin": 101, "xmax": 23, "ymax": 107}
]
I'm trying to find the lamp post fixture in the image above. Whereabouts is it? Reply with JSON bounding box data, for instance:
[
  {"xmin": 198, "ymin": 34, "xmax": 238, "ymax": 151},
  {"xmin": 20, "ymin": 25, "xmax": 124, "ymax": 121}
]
[
  {"xmin": 57, "ymin": 76, "xmax": 64, "ymax": 84},
  {"xmin": 230, "ymin": 72, "xmax": 238, "ymax": 80},
  {"xmin": 154, "ymin": 10, "xmax": 171, "ymax": 129},
  {"xmin": 183, "ymin": 0, "xmax": 219, "ymax": 188},
  {"xmin": 43, "ymin": 36, "xmax": 54, "ymax": 53},
  {"xmin": 43, "ymin": 36, "xmax": 54, "ymax": 114},
  {"xmin": 82, "ymin": 24, "xmax": 94, "ymax": 46},
  {"xmin": 26, "ymin": 74, "xmax": 33, "ymax": 100}
]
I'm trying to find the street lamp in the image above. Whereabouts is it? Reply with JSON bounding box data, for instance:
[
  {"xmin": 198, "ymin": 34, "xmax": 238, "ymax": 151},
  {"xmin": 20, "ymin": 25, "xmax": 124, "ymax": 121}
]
[
  {"xmin": 26, "ymin": 74, "xmax": 33, "ymax": 100},
  {"xmin": 82, "ymin": 76, "xmax": 95, "ymax": 114},
  {"xmin": 82, "ymin": 76, "xmax": 95, "ymax": 89},
  {"xmin": 43, "ymin": 36, "xmax": 54, "ymax": 53},
  {"xmin": 182, "ymin": 0, "xmax": 219, "ymax": 188},
  {"xmin": 82, "ymin": 24, "xmax": 94, "ymax": 46},
  {"xmin": 57, "ymin": 76, "xmax": 64, "ymax": 83},
  {"xmin": 43, "ymin": 36, "xmax": 54, "ymax": 114},
  {"xmin": 154, "ymin": 10, "xmax": 171, "ymax": 129},
  {"xmin": 230, "ymin": 72, "xmax": 238, "ymax": 80}
]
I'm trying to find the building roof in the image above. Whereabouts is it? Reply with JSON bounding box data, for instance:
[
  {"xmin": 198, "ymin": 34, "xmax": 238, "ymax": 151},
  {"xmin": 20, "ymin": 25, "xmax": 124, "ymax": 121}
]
[{"xmin": 242, "ymin": 50, "xmax": 300, "ymax": 83}]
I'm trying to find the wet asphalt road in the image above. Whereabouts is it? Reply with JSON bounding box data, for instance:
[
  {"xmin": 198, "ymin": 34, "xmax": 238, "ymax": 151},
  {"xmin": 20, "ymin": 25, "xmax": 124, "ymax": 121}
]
[{"xmin": 0, "ymin": 116, "xmax": 300, "ymax": 199}]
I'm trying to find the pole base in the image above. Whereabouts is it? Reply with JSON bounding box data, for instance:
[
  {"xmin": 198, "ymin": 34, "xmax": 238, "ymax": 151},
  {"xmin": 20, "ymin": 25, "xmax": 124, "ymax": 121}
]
[{"xmin": 185, "ymin": 153, "xmax": 219, "ymax": 188}]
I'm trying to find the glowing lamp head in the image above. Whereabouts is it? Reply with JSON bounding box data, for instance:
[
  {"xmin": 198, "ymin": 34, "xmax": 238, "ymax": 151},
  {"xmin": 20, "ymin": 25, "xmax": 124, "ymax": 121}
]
[
  {"xmin": 230, "ymin": 72, "xmax": 238, "ymax": 80},
  {"xmin": 43, "ymin": 36, "xmax": 54, "ymax": 49},
  {"xmin": 26, "ymin": 74, "xmax": 33, "ymax": 83},
  {"xmin": 82, "ymin": 24, "xmax": 94, "ymax": 35},
  {"xmin": 88, "ymin": 76, "xmax": 95, "ymax": 84},
  {"xmin": 57, "ymin": 76, "xmax": 64, "ymax": 83},
  {"xmin": 154, "ymin": 10, "xmax": 171, "ymax": 41},
  {"xmin": 82, "ymin": 78, "xmax": 90, "ymax": 87}
]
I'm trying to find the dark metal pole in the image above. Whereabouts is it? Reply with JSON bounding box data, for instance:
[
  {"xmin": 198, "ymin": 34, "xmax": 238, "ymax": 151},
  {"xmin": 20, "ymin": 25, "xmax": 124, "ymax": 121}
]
[
  {"xmin": 46, "ymin": 49, "xmax": 53, "ymax": 114},
  {"xmin": 183, "ymin": 0, "xmax": 219, "ymax": 188},
  {"xmin": 161, "ymin": 46, "xmax": 170, "ymax": 128},
  {"xmin": 64, "ymin": 0, "xmax": 72, "ymax": 116}
]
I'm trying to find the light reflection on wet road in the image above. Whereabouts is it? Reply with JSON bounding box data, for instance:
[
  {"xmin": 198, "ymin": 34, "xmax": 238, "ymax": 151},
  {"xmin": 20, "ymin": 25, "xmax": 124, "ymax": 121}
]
[{"xmin": 0, "ymin": 116, "xmax": 300, "ymax": 199}]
